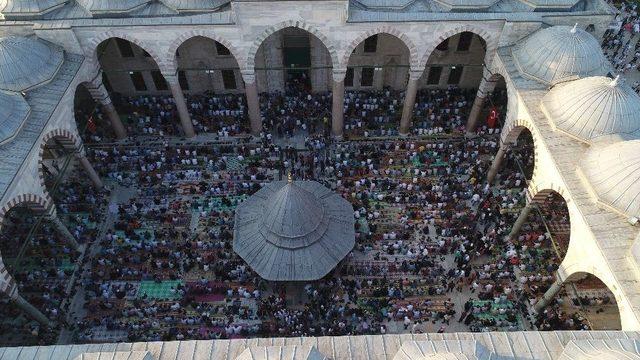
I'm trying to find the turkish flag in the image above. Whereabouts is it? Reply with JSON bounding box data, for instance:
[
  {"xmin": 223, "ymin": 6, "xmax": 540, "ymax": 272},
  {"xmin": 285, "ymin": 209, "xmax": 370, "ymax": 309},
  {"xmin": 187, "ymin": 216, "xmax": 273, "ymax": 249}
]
[
  {"xmin": 86, "ymin": 115, "xmax": 97, "ymax": 133},
  {"xmin": 487, "ymin": 107, "xmax": 498, "ymax": 128}
]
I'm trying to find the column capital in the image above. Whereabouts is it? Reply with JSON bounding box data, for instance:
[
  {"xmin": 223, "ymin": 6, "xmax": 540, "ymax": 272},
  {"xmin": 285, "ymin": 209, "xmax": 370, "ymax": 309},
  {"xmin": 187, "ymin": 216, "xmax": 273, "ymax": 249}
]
[
  {"xmin": 408, "ymin": 69, "xmax": 423, "ymax": 81},
  {"xmin": 6, "ymin": 284, "xmax": 19, "ymax": 301},
  {"xmin": 332, "ymin": 68, "xmax": 347, "ymax": 82},
  {"xmin": 0, "ymin": 257, "xmax": 18, "ymax": 299},
  {"xmin": 162, "ymin": 72, "xmax": 179, "ymax": 86},
  {"xmin": 73, "ymin": 142, "xmax": 86, "ymax": 158},
  {"xmin": 85, "ymin": 58, "xmax": 102, "ymax": 80},
  {"xmin": 241, "ymin": 69, "xmax": 256, "ymax": 84},
  {"xmin": 85, "ymin": 80, "xmax": 112, "ymax": 106},
  {"xmin": 44, "ymin": 201, "xmax": 57, "ymax": 219},
  {"xmin": 477, "ymin": 73, "xmax": 499, "ymax": 98}
]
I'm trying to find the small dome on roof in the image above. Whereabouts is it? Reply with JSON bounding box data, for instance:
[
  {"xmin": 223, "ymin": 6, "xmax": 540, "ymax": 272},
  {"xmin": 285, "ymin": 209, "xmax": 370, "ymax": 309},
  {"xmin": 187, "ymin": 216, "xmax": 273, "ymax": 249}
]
[
  {"xmin": 0, "ymin": 90, "xmax": 30, "ymax": 145},
  {"xmin": 1, "ymin": 0, "xmax": 67, "ymax": 18},
  {"xmin": 0, "ymin": 35, "xmax": 64, "ymax": 92},
  {"xmin": 75, "ymin": 0, "xmax": 151, "ymax": 14},
  {"xmin": 581, "ymin": 140, "xmax": 640, "ymax": 218},
  {"xmin": 513, "ymin": 24, "xmax": 609, "ymax": 85},
  {"xmin": 541, "ymin": 76, "xmax": 640, "ymax": 144}
]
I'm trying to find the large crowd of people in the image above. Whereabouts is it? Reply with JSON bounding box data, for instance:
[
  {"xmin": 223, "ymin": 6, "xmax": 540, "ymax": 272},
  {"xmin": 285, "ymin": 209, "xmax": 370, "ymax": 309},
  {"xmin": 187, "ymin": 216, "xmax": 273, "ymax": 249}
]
[
  {"xmin": 1, "ymin": 81, "xmax": 618, "ymax": 346},
  {"xmin": 602, "ymin": 1, "xmax": 640, "ymax": 93},
  {"xmin": 1, "ymin": 4, "xmax": 631, "ymax": 345}
]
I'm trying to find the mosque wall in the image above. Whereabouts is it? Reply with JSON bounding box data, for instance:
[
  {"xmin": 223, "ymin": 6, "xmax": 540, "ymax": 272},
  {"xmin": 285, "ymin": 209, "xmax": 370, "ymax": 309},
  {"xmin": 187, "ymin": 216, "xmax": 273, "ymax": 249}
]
[
  {"xmin": 255, "ymin": 31, "xmax": 285, "ymax": 93},
  {"xmin": 0, "ymin": 55, "xmax": 91, "ymax": 236},
  {"xmin": 484, "ymin": 45, "xmax": 640, "ymax": 330},
  {"xmin": 174, "ymin": 36, "xmax": 245, "ymax": 95},
  {"xmin": 495, "ymin": 22, "xmax": 543, "ymax": 47},
  {"xmin": 418, "ymin": 33, "xmax": 487, "ymax": 89},
  {"xmin": 92, "ymin": 25, "xmax": 492, "ymax": 96},
  {"xmin": 513, "ymin": 90, "xmax": 640, "ymax": 331},
  {"xmin": 542, "ymin": 13, "xmax": 614, "ymax": 40},
  {"xmin": 97, "ymin": 38, "xmax": 172, "ymax": 96},
  {"xmin": 309, "ymin": 35, "xmax": 332, "ymax": 93}
]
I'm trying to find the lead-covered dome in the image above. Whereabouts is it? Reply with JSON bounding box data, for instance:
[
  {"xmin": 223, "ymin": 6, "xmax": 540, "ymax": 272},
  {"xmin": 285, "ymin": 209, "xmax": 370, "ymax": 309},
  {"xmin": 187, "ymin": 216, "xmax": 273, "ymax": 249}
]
[
  {"xmin": 540, "ymin": 76, "xmax": 640, "ymax": 144},
  {"xmin": 0, "ymin": 90, "xmax": 30, "ymax": 145},
  {"xmin": 0, "ymin": 35, "xmax": 64, "ymax": 92},
  {"xmin": 75, "ymin": 0, "xmax": 152, "ymax": 15},
  {"xmin": 1, "ymin": 0, "xmax": 68, "ymax": 18},
  {"xmin": 580, "ymin": 140, "xmax": 640, "ymax": 218},
  {"xmin": 234, "ymin": 179, "xmax": 355, "ymax": 281},
  {"xmin": 513, "ymin": 25, "xmax": 609, "ymax": 85}
]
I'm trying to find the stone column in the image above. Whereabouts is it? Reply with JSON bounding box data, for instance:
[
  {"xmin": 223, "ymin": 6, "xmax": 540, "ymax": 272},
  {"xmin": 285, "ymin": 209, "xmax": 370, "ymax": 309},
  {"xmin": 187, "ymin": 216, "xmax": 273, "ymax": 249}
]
[
  {"xmin": 465, "ymin": 72, "xmax": 498, "ymax": 135},
  {"xmin": 242, "ymin": 70, "xmax": 262, "ymax": 136},
  {"xmin": 399, "ymin": 70, "xmax": 423, "ymax": 136},
  {"xmin": 332, "ymin": 69, "xmax": 346, "ymax": 139},
  {"xmin": 534, "ymin": 277, "xmax": 564, "ymax": 313},
  {"xmin": 75, "ymin": 147, "xmax": 103, "ymax": 189},
  {"xmin": 508, "ymin": 203, "xmax": 533, "ymax": 240},
  {"xmin": 486, "ymin": 144, "xmax": 508, "ymax": 184},
  {"xmin": 85, "ymin": 78, "xmax": 127, "ymax": 140},
  {"xmin": 46, "ymin": 207, "xmax": 81, "ymax": 252},
  {"xmin": 164, "ymin": 73, "xmax": 195, "ymax": 138},
  {"xmin": 10, "ymin": 290, "xmax": 51, "ymax": 327}
]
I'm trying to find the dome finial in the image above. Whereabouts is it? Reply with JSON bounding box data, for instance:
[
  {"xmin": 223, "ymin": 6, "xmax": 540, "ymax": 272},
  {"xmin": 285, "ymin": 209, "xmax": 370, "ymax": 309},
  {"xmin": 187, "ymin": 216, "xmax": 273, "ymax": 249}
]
[
  {"xmin": 571, "ymin": 23, "xmax": 578, "ymax": 33},
  {"xmin": 611, "ymin": 75, "xmax": 621, "ymax": 87},
  {"xmin": 287, "ymin": 171, "xmax": 293, "ymax": 183}
]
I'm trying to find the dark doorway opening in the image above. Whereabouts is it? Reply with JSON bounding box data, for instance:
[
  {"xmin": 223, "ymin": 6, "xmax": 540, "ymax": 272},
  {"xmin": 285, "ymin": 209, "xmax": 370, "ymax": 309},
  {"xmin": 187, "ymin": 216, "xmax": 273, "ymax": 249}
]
[{"xmin": 283, "ymin": 33, "xmax": 311, "ymax": 91}]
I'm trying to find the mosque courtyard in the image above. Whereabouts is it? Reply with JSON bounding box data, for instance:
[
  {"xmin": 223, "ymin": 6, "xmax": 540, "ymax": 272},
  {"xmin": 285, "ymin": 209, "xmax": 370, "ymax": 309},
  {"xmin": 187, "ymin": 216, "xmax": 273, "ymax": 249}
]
[
  {"xmin": 0, "ymin": 0, "xmax": 638, "ymax": 353},
  {"xmin": 0, "ymin": 109, "xmax": 622, "ymax": 344}
]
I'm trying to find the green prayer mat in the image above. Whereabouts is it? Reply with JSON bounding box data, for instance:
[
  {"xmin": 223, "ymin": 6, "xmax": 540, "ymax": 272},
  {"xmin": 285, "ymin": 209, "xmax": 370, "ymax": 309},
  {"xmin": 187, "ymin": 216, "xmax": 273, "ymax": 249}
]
[{"xmin": 136, "ymin": 280, "xmax": 184, "ymax": 300}]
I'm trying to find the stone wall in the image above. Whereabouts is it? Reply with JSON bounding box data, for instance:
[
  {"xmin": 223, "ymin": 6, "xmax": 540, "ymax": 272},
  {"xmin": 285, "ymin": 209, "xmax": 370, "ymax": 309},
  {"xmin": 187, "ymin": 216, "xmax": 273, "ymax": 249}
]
[{"xmin": 96, "ymin": 26, "xmax": 493, "ymax": 95}]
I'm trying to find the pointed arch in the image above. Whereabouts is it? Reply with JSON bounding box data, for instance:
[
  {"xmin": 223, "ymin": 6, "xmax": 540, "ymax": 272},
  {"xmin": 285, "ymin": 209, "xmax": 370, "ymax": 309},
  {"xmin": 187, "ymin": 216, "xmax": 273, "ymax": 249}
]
[
  {"xmin": 342, "ymin": 27, "xmax": 419, "ymax": 70},
  {"xmin": 86, "ymin": 31, "xmax": 168, "ymax": 73},
  {"xmin": 245, "ymin": 20, "xmax": 338, "ymax": 70},
  {"xmin": 167, "ymin": 30, "xmax": 244, "ymax": 74},
  {"xmin": 419, "ymin": 25, "xmax": 495, "ymax": 71}
]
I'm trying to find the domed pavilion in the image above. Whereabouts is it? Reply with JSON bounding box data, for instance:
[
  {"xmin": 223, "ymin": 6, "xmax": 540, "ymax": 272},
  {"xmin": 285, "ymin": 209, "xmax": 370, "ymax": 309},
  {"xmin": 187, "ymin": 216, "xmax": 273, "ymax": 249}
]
[{"xmin": 233, "ymin": 177, "xmax": 355, "ymax": 281}]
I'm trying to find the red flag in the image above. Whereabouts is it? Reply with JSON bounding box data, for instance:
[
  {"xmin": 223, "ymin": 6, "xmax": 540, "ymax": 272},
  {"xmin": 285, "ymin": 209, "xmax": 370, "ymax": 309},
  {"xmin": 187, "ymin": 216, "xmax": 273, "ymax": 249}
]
[
  {"xmin": 86, "ymin": 115, "xmax": 97, "ymax": 133},
  {"xmin": 486, "ymin": 107, "xmax": 498, "ymax": 128}
]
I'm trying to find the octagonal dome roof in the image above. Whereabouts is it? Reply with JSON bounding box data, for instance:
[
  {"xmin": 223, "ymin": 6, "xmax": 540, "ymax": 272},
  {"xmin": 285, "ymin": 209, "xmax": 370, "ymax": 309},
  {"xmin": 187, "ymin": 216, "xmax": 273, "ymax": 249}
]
[
  {"xmin": 581, "ymin": 140, "xmax": 640, "ymax": 218},
  {"xmin": 0, "ymin": 90, "xmax": 30, "ymax": 145},
  {"xmin": 234, "ymin": 179, "xmax": 355, "ymax": 281},
  {"xmin": 0, "ymin": 35, "xmax": 64, "ymax": 92},
  {"xmin": 513, "ymin": 24, "xmax": 609, "ymax": 85},
  {"xmin": 540, "ymin": 76, "xmax": 640, "ymax": 144}
]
